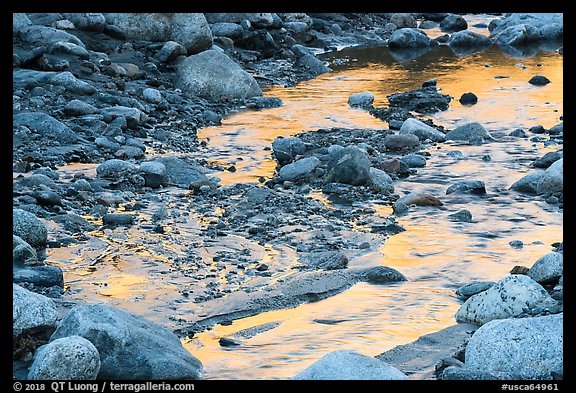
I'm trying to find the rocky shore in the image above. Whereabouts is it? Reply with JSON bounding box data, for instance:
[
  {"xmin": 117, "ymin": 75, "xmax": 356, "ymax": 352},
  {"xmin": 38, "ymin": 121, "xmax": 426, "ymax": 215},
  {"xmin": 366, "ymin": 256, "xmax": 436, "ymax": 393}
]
[{"xmin": 13, "ymin": 12, "xmax": 562, "ymax": 380}]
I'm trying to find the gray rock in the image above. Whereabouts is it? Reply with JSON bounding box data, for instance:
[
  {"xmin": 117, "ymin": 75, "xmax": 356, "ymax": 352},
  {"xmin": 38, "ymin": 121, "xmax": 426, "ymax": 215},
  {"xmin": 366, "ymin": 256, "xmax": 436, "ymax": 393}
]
[
  {"xmin": 384, "ymin": 134, "xmax": 420, "ymax": 150},
  {"xmin": 448, "ymin": 30, "xmax": 491, "ymax": 49},
  {"xmin": 169, "ymin": 13, "xmax": 213, "ymax": 54},
  {"xmin": 348, "ymin": 92, "xmax": 374, "ymax": 109},
  {"xmin": 13, "ymin": 265, "xmax": 64, "ymax": 288},
  {"xmin": 176, "ymin": 49, "xmax": 262, "ymax": 101},
  {"xmin": 13, "ymin": 208, "xmax": 48, "ymax": 249},
  {"xmin": 205, "ymin": 13, "xmax": 274, "ymax": 28},
  {"xmin": 445, "ymin": 122, "xmax": 494, "ymax": 143},
  {"xmin": 493, "ymin": 24, "xmax": 540, "ymax": 48},
  {"xmin": 142, "ymin": 88, "xmax": 163, "ymax": 104},
  {"xmin": 390, "ymin": 13, "xmax": 417, "ymax": 29},
  {"xmin": 294, "ymin": 350, "xmax": 408, "ymax": 380},
  {"xmin": 73, "ymin": 179, "xmax": 93, "ymax": 192},
  {"xmin": 442, "ymin": 366, "xmax": 516, "ymax": 380},
  {"xmin": 388, "ymin": 28, "xmax": 430, "ymax": 48},
  {"xmin": 396, "ymin": 192, "xmax": 443, "ymax": 207},
  {"xmin": 61, "ymin": 13, "xmax": 106, "ymax": 32},
  {"xmin": 455, "ymin": 274, "xmax": 556, "ymax": 325},
  {"xmin": 279, "ymin": 157, "xmax": 320, "ymax": 183},
  {"xmin": 105, "ymin": 106, "xmax": 148, "ymax": 127},
  {"xmin": 547, "ymin": 123, "xmax": 563, "ymax": 135},
  {"xmin": 535, "ymin": 158, "xmax": 562, "ymax": 195},
  {"xmin": 95, "ymin": 137, "xmax": 121, "ymax": 151},
  {"xmin": 440, "ymin": 14, "xmax": 468, "ymax": 33},
  {"xmin": 419, "ymin": 20, "xmax": 438, "ymax": 30},
  {"xmin": 154, "ymin": 41, "xmax": 187, "ymax": 63},
  {"xmin": 96, "ymin": 159, "xmax": 137, "ymax": 178},
  {"xmin": 13, "ymin": 13, "xmax": 32, "ymax": 33},
  {"xmin": 299, "ymin": 250, "xmax": 348, "ymax": 271},
  {"xmin": 157, "ymin": 157, "xmax": 208, "ymax": 188},
  {"xmin": 465, "ymin": 313, "xmax": 563, "ymax": 379},
  {"xmin": 52, "ymin": 214, "xmax": 94, "ymax": 233},
  {"xmin": 210, "ymin": 22, "xmax": 244, "ymax": 38},
  {"xmin": 400, "ymin": 154, "xmax": 427, "ymax": 168},
  {"xmin": 13, "ymin": 235, "xmax": 40, "ymax": 266},
  {"xmin": 28, "ymin": 336, "xmax": 101, "ymax": 380},
  {"xmin": 528, "ymin": 252, "xmax": 563, "ymax": 284},
  {"xmin": 456, "ymin": 281, "xmax": 495, "ymax": 298},
  {"xmin": 18, "ymin": 25, "xmax": 85, "ymax": 47},
  {"xmin": 50, "ymin": 304, "xmax": 203, "ymax": 379},
  {"xmin": 399, "ymin": 118, "xmax": 446, "ymax": 142},
  {"xmin": 139, "ymin": 161, "xmax": 167, "ymax": 188},
  {"xmin": 272, "ymin": 137, "xmax": 306, "ymax": 164},
  {"xmin": 48, "ymin": 71, "xmax": 97, "ymax": 95},
  {"xmin": 447, "ymin": 209, "xmax": 473, "ymax": 222},
  {"xmin": 387, "ymin": 86, "xmax": 451, "ymax": 114},
  {"xmin": 324, "ymin": 146, "xmax": 371, "ymax": 186},
  {"xmin": 13, "ymin": 112, "xmax": 77, "ymax": 143},
  {"xmin": 367, "ymin": 167, "xmax": 395, "ymax": 195},
  {"xmin": 509, "ymin": 128, "xmax": 527, "ymax": 137},
  {"xmin": 19, "ymin": 174, "xmax": 59, "ymax": 190},
  {"xmin": 293, "ymin": 45, "xmax": 331, "ymax": 76},
  {"xmin": 446, "ymin": 180, "xmax": 486, "ymax": 195},
  {"xmin": 103, "ymin": 213, "xmax": 134, "ymax": 227},
  {"xmin": 510, "ymin": 170, "xmax": 545, "ymax": 194},
  {"xmin": 63, "ymin": 99, "xmax": 98, "ymax": 116},
  {"xmin": 13, "ymin": 283, "xmax": 58, "ymax": 337},
  {"xmin": 490, "ymin": 13, "xmax": 562, "ymax": 41}
]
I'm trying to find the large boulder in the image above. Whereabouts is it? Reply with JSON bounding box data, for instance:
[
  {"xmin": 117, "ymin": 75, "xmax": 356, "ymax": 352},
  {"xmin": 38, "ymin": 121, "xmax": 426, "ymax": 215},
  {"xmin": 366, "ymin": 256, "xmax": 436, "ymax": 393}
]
[
  {"xmin": 389, "ymin": 13, "xmax": 417, "ymax": 29},
  {"xmin": 279, "ymin": 157, "xmax": 320, "ymax": 183},
  {"xmin": 28, "ymin": 336, "xmax": 101, "ymax": 380},
  {"xmin": 490, "ymin": 13, "xmax": 563, "ymax": 42},
  {"xmin": 455, "ymin": 274, "xmax": 556, "ymax": 325},
  {"xmin": 324, "ymin": 146, "xmax": 371, "ymax": 186},
  {"xmin": 439, "ymin": 14, "xmax": 468, "ymax": 33},
  {"xmin": 104, "ymin": 13, "xmax": 212, "ymax": 53},
  {"xmin": 293, "ymin": 350, "xmax": 408, "ymax": 380},
  {"xmin": 535, "ymin": 158, "xmax": 562, "ymax": 195},
  {"xmin": 50, "ymin": 304, "xmax": 203, "ymax": 379},
  {"xmin": 528, "ymin": 252, "xmax": 563, "ymax": 284},
  {"xmin": 13, "ymin": 284, "xmax": 58, "ymax": 337},
  {"xmin": 272, "ymin": 137, "xmax": 306, "ymax": 165},
  {"xmin": 388, "ymin": 28, "xmax": 430, "ymax": 48},
  {"xmin": 61, "ymin": 13, "xmax": 106, "ymax": 32},
  {"xmin": 445, "ymin": 122, "xmax": 494, "ymax": 143},
  {"xmin": 17, "ymin": 25, "xmax": 85, "ymax": 47},
  {"xmin": 156, "ymin": 157, "xmax": 208, "ymax": 188},
  {"xmin": 448, "ymin": 30, "xmax": 492, "ymax": 53},
  {"xmin": 13, "ymin": 209, "xmax": 48, "ymax": 249},
  {"xmin": 493, "ymin": 24, "xmax": 540, "ymax": 48},
  {"xmin": 510, "ymin": 170, "xmax": 546, "ymax": 194},
  {"xmin": 176, "ymin": 49, "xmax": 262, "ymax": 101},
  {"xmin": 399, "ymin": 118, "xmax": 446, "ymax": 142},
  {"xmin": 367, "ymin": 167, "xmax": 395, "ymax": 195},
  {"xmin": 464, "ymin": 313, "xmax": 563, "ymax": 379},
  {"xmin": 13, "ymin": 112, "xmax": 77, "ymax": 144}
]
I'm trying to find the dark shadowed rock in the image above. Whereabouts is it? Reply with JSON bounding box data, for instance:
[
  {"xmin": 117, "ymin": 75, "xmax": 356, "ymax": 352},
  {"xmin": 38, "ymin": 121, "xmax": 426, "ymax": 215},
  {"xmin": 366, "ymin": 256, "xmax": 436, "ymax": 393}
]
[
  {"xmin": 103, "ymin": 214, "xmax": 134, "ymax": 227},
  {"xmin": 446, "ymin": 180, "xmax": 486, "ymax": 195},
  {"xmin": 456, "ymin": 281, "xmax": 495, "ymax": 298},
  {"xmin": 272, "ymin": 137, "xmax": 306, "ymax": 164},
  {"xmin": 532, "ymin": 150, "xmax": 563, "ymax": 168},
  {"xmin": 13, "ymin": 112, "xmax": 77, "ymax": 143},
  {"xmin": 440, "ymin": 14, "xmax": 468, "ymax": 33},
  {"xmin": 448, "ymin": 30, "xmax": 491, "ymax": 51},
  {"xmin": 388, "ymin": 28, "xmax": 430, "ymax": 48},
  {"xmin": 390, "ymin": 13, "xmax": 417, "ymax": 29},
  {"xmin": 13, "ymin": 265, "xmax": 64, "ymax": 289},
  {"xmin": 459, "ymin": 92, "xmax": 478, "ymax": 105},
  {"xmin": 139, "ymin": 161, "xmax": 167, "ymax": 188},
  {"xmin": 528, "ymin": 75, "xmax": 551, "ymax": 86},
  {"xmin": 387, "ymin": 86, "xmax": 451, "ymax": 114},
  {"xmin": 13, "ymin": 235, "xmax": 39, "ymax": 266},
  {"xmin": 324, "ymin": 146, "xmax": 371, "ymax": 186}
]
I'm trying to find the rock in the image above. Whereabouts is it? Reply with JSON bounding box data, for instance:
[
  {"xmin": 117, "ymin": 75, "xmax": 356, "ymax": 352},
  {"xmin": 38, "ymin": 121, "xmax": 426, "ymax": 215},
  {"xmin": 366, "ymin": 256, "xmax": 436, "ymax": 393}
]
[
  {"xmin": 547, "ymin": 123, "xmax": 563, "ymax": 135},
  {"xmin": 13, "ymin": 235, "xmax": 40, "ymax": 267},
  {"xmin": 210, "ymin": 22, "xmax": 244, "ymax": 38},
  {"xmin": 205, "ymin": 13, "xmax": 274, "ymax": 28},
  {"xmin": 447, "ymin": 209, "xmax": 473, "ymax": 222},
  {"xmin": 399, "ymin": 118, "xmax": 446, "ymax": 142},
  {"xmin": 63, "ymin": 99, "xmax": 98, "ymax": 116},
  {"xmin": 459, "ymin": 92, "xmax": 478, "ymax": 105},
  {"xmin": 533, "ymin": 151, "xmax": 563, "ymax": 168},
  {"xmin": 61, "ymin": 13, "xmax": 106, "ymax": 32},
  {"xmin": 294, "ymin": 350, "xmax": 408, "ymax": 380},
  {"xmin": 279, "ymin": 157, "xmax": 321, "ymax": 183},
  {"xmin": 388, "ymin": 28, "xmax": 430, "ymax": 48},
  {"xmin": 272, "ymin": 137, "xmax": 306, "ymax": 164},
  {"xmin": 348, "ymin": 92, "xmax": 374, "ymax": 109},
  {"xmin": 384, "ymin": 134, "xmax": 420, "ymax": 150},
  {"xmin": 390, "ymin": 13, "xmax": 417, "ymax": 29},
  {"xmin": 142, "ymin": 88, "xmax": 163, "ymax": 104},
  {"xmin": 18, "ymin": 25, "xmax": 85, "ymax": 47},
  {"xmin": 218, "ymin": 337, "xmax": 241, "ymax": 347},
  {"xmin": 13, "ymin": 112, "xmax": 77, "ymax": 143},
  {"xmin": 442, "ymin": 366, "xmax": 516, "ymax": 380},
  {"xmin": 529, "ymin": 75, "xmax": 551, "ymax": 86},
  {"xmin": 535, "ymin": 158, "xmax": 562, "ymax": 195},
  {"xmin": 446, "ymin": 180, "xmax": 486, "ymax": 195},
  {"xmin": 102, "ymin": 213, "xmax": 134, "ymax": 227},
  {"xmin": 528, "ymin": 252, "xmax": 563, "ymax": 284},
  {"xmin": 299, "ymin": 250, "xmax": 348, "ymax": 271},
  {"xmin": 292, "ymin": 45, "xmax": 331, "ymax": 76},
  {"xmin": 367, "ymin": 167, "xmax": 395, "ymax": 195},
  {"xmin": 490, "ymin": 13, "xmax": 563, "ymax": 42},
  {"xmin": 13, "ymin": 283, "xmax": 58, "ymax": 337},
  {"xmin": 169, "ymin": 13, "xmax": 213, "ymax": 53},
  {"xmin": 440, "ymin": 14, "xmax": 468, "ymax": 33},
  {"xmin": 324, "ymin": 146, "xmax": 371, "ymax": 186},
  {"xmin": 13, "ymin": 265, "xmax": 64, "ymax": 288},
  {"xmin": 13, "ymin": 13, "xmax": 32, "ymax": 33},
  {"xmin": 529, "ymin": 125, "xmax": 546, "ymax": 134},
  {"xmin": 455, "ymin": 274, "xmax": 556, "ymax": 325},
  {"xmin": 139, "ymin": 161, "xmax": 167, "ymax": 188},
  {"xmin": 387, "ymin": 86, "xmax": 451, "ymax": 114},
  {"xmin": 95, "ymin": 137, "xmax": 121, "ymax": 151},
  {"xmin": 13, "ymin": 209, "xmax": 48, "ymax": 249},
  {"xmin": 396, "ymin": 192, "xmax": 443, "ymax": 207},
  {"xmin": 176, "ymin": 49, "xmax": 262, "ymax": 101},
  {"xmin": 510, "ymin": 170, "xmax": 545, "ymax": 194},
  {"xmin": 154, "ymin": 41, "xmax": 187, "ymax": 63},
  {"xmin": 448, "ymin": 30, "xmax": 491, "ymax": 51},
  {"xmin": 509, "ymin": 128, "xmax": 527, "ymax": 137},
  {"xmin": 48, "ymin": 71, "xmax": 96, "ymax": 95},
  {"xmin": 28, "ymin": 336, "xmax": 101, "ymax": 380},
  {"xmin": 96, "ymin": 159, "xmax": 137, "ymax": 178},
  {"xmin": 419, "ymin": 20, "xmax": 438, "ymax": 29},
  {"xmin": 493, "ymin": 24, "xmax": 540, "ymax": 48},
  {"xmin": 445, "ymin": 122, "xmax": 494, "ymax": 143},
  {"xmin": 400, "ymin": 154, "xmax": 427, "ymax": 168},
  {"xmin": 50, "ymin": 304, "xmax": 203, "ymax": 379},
  {"xmin": 157, "ymin": 157, "xmax": 208, "ymax": 188},
  {"xmin": 464, "ymin": 313, "xmax": 563, "ymax": 379},
  {"xmin": 456, "ymin": 281, "xmax": 495, "ymax": 298},
  {"xmin": 105, "ymin": 106, "xmax": 148, "ymax": 128}
]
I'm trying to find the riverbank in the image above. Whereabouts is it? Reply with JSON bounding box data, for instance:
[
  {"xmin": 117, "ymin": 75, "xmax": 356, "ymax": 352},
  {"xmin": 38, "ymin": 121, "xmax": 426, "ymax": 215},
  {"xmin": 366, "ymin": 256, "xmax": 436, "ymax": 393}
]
[{"xmin": 13, "ymin": 12, "xmax": 562, "ymax": 380}]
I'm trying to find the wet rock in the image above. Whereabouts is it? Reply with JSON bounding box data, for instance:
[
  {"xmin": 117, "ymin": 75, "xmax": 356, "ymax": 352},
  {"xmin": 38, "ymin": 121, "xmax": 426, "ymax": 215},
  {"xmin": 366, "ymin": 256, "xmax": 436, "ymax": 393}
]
[
  {"xmin": 396, "ymin": 192, "xmax": 443, "ymax": 207},
  {"xmin": 102, "ymin": 213, "xmax": 134, "ymax": 227},
  {"xmin": 33, "ymin": 188, "xmax": 62, "ymax": 206},
  {"xmin": 387, "ymin": 86, "xmax": 451, "ymax": 114},
  {"xmin": 324, "ymin": 146, "xmax": 371, "ymax": 186},
  {"xmin": 490, "ymin": 13, "xmax": 562, "ymax": 42},
  {"xmin": 96, "ymin": 159, "xmax": 137, "ymax": 178},
  {"xmin": 176, "ymin": 49, "xmax": 262, "ymax": 101},
  {"xmin": 535, "ymin": 158, "xmax": 562, "ymax": 195},
  {"xmin": 456, "ymin": 281, "xmax": 495, "ymax": 298},
  {"xmin": 28, "ymin": 336, "xmax": 101, "ymax": 380},
  {"xmin": 464, "ymin": 313, "xmax": 563, "ymax": 379},
  {"xmin": 448, "ymin": 31, "xmax": 491, "ymax": 52},
  {"xmin": 279, "ymin": 157, "xmax": 321, "ymax": 183},
  {"xmin": 348, "ymin": 92, "xmax": 374, "ymax": 109},
  {"xmin": 294, "ymin": 350, "xmax": 408, "ymax": 380},
  {"xmin": 388, "ymin": 28, "xmax": 430, "ymax": 49},
  {"xmin": 527, "ymin": 252, "xmax": 563, "ymax": 284},
  {"xmin": 272, "ymin": 137, "xmax": 306, "ymax": 164},
  {"xmin": 292, "ymin": 44, "xmax": 332, "ymax": 76},
  {"xmin": 400, "ymin": 154, "xmax": 426, "ymax": 168},
  {"xmin": 446, "ymin": 180, "xmax": 486, "ymax": 195},
  {"xmin": 419, "ymin": 20, "xmax": 438, "ymax": 30},
  {"xmin": 533, "ymin": 150, "xmax": 563, "ymax": 168},
  {"xmin": 53, "ymin": 214, "xmax": 97, "ymax": 234},
  {"xmin": 367, "ymin": 167, "xmax": 395, "ymax": 195},
  {"xmin": 510, "ymin": 170, "xmax": 545, "ymax": 194},
  {"xmin": 439, "ymin": 14, "xmax": 468, "ymax": 33},
  {"xmin": 154, "ymin": 41, "xmax": 187, "ymax": 63},
  {"xmin": 399, "ymin": 118, "xmax": 445, "ymax": 142},
  {"xmin": 13, "ymin": 265, "xmax": 64, "ymax": 289},
  {"xmin": 529, "ymin": 75, "xmax": 551, "ymax": 86},
  {"xmin": 390, "ymin": 13, "xmax": 417, "ymax": 29},
  {"xmin": 300, "ymin": 250, "xmax": 348, "ymax": 271},
  {"xmin": 13, "ymin": 208, "xmax": 48, "ymax": 249},
  {"xmin": 383, "ymin": 134, "xmax": 420, "ymax": 150},
  {"xmin": 509, "ymin": 240, "xmax": 524, "ymax": 249},
  {"xmin": 458, "ymin": 92, "xmax": 478, "ymax": 105},
  {"xmin": 509, "ymin": 128, "xmax": 527, "ymax": 137},
  {"xmin": 13, "ymin": 235, "xmax": 40, "ymax": 266},
  {"xmin": 13, "ymin": 13, "xmax": 32, "ymax": 33},
  {"xmin": 455, "ymin": 274, "xmax": 556, "ymax": 325},
  {"xmin": 157, "ymin": 157, "xmax": 208, "ymax": 188},
  {"xmin": 218, "ymin": 337, "xmax": 241, "ymax": 347},
  {"xmin": 13, "ymin": 111, "xmax": 77, "ymax": 143},
  {"xmin": 445, "ymin": 122, "xmax": 494, "ymax": 143},
  {"xmin": 529, "ymin": 124, "xmax": 546, "ymax": 134},
  {"xmin": 447, "ymin": 209, "xmax": 472, "ymax": 222},
  {"xmin": 139, "ymin": 161, "xmax": 167, "ymax": 188},
  {"xmin": 493, "ymin": 24, "xmax": 540, "ymax": 48},
  {"xmin": 50, "ymin": 304, "xmax": 203, "ymax": 379},
  {"xmin": 547, "ymin": 123, "xmax": 563, "ymax": 136},
  {"xmin": 13, "ymin": 283, "xmax": 58, "ymax": 337}
]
